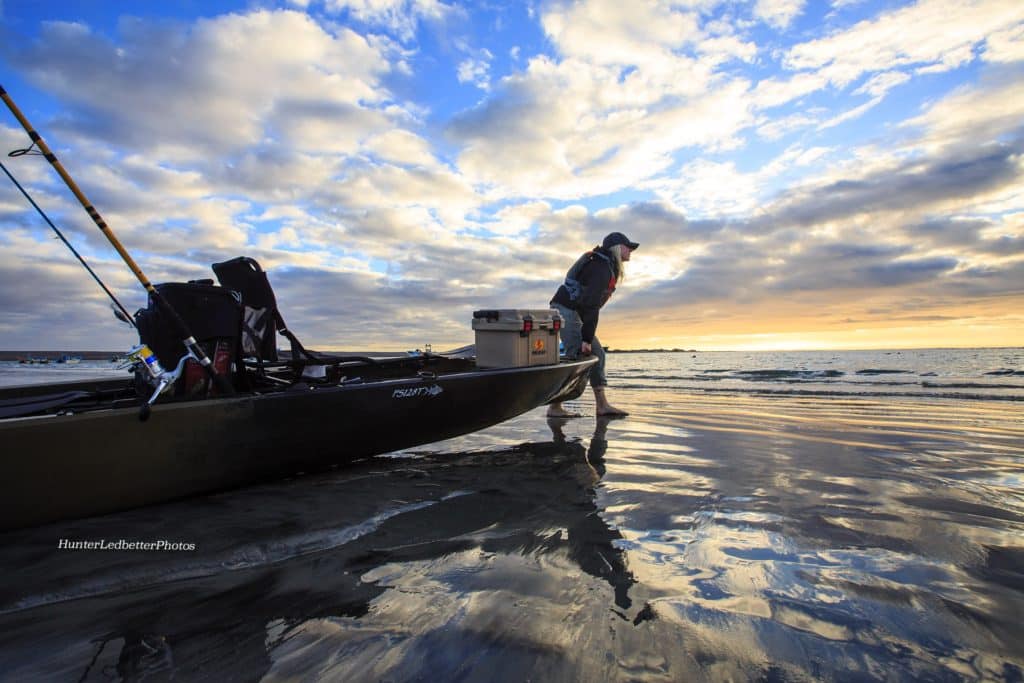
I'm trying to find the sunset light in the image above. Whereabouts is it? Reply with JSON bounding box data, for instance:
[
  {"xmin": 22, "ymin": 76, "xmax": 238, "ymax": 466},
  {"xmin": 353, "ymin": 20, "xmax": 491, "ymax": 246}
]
[{"xmin": 0, "ymin": 1, "xmax": 1021, "ymax": 351}]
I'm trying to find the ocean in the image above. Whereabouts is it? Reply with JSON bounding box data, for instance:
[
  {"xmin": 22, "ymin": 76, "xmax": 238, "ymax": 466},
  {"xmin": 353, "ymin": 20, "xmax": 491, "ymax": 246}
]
[
  {"xmin": 0, "ymin": 348, "xmax": 1021, "ymax": 680},
  {"xmin": 605, "ymin": 347, "xmax": 1024, "ymax": 401},
  {"xmin": 3, "ymin": 346, "xmax": 1022, "ymax": 398}
]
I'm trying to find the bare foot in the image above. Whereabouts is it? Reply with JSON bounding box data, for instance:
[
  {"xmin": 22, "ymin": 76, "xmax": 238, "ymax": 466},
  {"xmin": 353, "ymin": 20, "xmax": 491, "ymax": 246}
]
[{"xmin": 596, "ymin": 405, "xmax": 629, "ymax": 417}]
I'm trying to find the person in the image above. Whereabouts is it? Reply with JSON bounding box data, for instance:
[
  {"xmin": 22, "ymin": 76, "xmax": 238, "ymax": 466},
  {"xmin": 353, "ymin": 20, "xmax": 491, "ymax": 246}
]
[{"xmin": 547, "ymin": 231, "xmax": 638, "ymax": 417}]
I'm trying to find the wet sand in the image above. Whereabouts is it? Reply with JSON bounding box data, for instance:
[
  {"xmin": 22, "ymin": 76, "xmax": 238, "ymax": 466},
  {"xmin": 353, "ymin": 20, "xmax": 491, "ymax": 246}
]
[{"xmin": 1, "ymin": 388, "xmax": 1022, "ymax": 681}]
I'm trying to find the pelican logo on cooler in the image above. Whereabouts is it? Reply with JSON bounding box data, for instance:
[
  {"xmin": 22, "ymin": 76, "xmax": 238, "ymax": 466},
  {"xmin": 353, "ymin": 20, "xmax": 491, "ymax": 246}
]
[
  {"xmin": 393, "ymin": 385, "xmax": 444, "ymax": 399},
  {"xmin": 532, "ymin": 338, "xmax": 546, "ymax": 355}
]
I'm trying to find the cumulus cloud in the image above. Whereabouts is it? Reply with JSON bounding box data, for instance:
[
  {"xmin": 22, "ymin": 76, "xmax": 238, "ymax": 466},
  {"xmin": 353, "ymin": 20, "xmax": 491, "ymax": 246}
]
[
  {"xmin": 0, "ymin": 223, "xmax": 146, "ymax": 349},
  {"xmin": 784, "ymin": 0, "xmax": 1024, "ymax": 85},
  {"xmin": 486, "ymin": 200, "xmax": 553, "ymax": 237},
  {"xmin": 450, "ymin": 62, "xmax": 754, "ymax": 198},
  {"xmin": 442, "ymin": 0, "xmax": 768, "ymax": 199},
  {"xmin": 2, "ymin": 1, "xmax": 1022, "ymax": 351},
  {"xmin": 982, "ymin": 21, "xmax": 1024, "ymax": 62},
  {"xmin": 643, "ymin": 143, "xmax": 834, "ymax": 218},
  {"xmin": 565, "ymin": 67, "xmax": 1024, "ymax": 347},
  {"xmin": 3, "ymin": 10, "xmax": 483, "ymax": 258},
  {"xmin": 853, "ymin": 70, "xmax": 911, "ymax": 97},
  {"xmin": 765, "ymin": 143, "xmax": 1023, "ymax": 228},
  {"xmin": 754, "ymin": 0, "xmax": 806, "ymax": 30},
  {"xmin": 816, "ymin": 95, "xmax": 883, "ymax": 130},
  {"xmin": 646, "ymin": 159, "xmax": 763, "ymax": 217},
  {"xmin": 6, "ymin": 11, "xmax": 403, "ymax": 159},
  {"xmin": 443, "ymin": 0, "xmax": 1022, "ymax": 207},
  {"xmin": 456, "ymin": 48, "xmax": 494, "ymax": 90},
  {"xmin": 902, "ymin": 77, "xmax": 1024, "ymax": 153},
  {"xmin": 321, "ymin": 0, "xmax": 456, "ymax": 42},
  {"xmin": 755, "ymin": 111, "xmax": 822, "ymax": 140},
  {"xmin": 362, "ymin": 129, "xmax": 438, "ymax": 167},
  {"xmin": 541, "ymin": 0, "xmax": 702, "ymax": 66}
]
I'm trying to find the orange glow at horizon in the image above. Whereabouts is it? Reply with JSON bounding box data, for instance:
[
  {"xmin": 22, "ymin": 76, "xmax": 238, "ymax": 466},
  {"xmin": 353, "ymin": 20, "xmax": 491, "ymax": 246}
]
[{"xmin": 599, "ymin": 303, "xmax": 1024, "ymax": 351}]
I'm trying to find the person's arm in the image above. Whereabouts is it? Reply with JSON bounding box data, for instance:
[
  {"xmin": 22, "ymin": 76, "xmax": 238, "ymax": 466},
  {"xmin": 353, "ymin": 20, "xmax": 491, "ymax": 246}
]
[
  {"xmin": 580, "ymin": 311, "xmax": 600, "ymax": 347},
  {"xmin": 577, "ymin": 261, "xmax": 609, "ymax": 344}
]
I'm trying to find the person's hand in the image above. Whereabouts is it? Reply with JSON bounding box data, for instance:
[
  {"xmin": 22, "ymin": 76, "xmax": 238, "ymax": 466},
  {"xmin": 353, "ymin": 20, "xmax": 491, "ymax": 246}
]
[{"xmin": 581, "ymin": 341, "xmax": 592, "ymax": 355}]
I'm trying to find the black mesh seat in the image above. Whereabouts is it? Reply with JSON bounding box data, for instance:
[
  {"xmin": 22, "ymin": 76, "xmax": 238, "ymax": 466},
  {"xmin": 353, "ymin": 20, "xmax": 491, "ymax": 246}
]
[
  {"xmin": 212, "ymin": 257, "xmax": 310, "ymax": 366},
  {"xmin": 212, "ymin": 257, "xmax": 380, "ymax": 376}
]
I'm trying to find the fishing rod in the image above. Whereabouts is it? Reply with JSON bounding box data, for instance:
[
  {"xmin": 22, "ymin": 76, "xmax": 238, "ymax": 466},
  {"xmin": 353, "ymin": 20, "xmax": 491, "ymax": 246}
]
[
  {"xmin": 0, "ymin": 84, "xmax": 233, "ymax": 395},
  {"xmin": 0, "ymin": 159, "xmax": 137, "ymax": 328}
]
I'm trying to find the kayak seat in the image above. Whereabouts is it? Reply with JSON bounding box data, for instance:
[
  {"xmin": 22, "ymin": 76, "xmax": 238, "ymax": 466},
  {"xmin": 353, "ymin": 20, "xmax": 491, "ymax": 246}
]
[{"xmin": 211, "ymin": 256, "xmax": 313, "ymax": 367}]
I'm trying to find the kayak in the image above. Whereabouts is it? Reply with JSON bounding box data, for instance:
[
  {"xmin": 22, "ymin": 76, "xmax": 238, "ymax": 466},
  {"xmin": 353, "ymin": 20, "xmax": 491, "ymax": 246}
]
[{"xmin": 0, "ymin": 353, "xmax": 596, "ymax": 530}]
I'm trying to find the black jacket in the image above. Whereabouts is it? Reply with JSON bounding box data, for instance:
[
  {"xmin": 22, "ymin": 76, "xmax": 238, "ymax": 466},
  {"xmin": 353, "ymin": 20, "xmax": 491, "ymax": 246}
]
[{"xmin": 550, "ymin": 247, "xmax": 618, "ymax": 343}]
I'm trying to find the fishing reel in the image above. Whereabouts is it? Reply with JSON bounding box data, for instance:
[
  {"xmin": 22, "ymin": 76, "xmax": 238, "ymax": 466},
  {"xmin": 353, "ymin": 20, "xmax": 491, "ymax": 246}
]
[{"xmin": 120, "ymin": 343, "xmax": 200, "ymax": 419}]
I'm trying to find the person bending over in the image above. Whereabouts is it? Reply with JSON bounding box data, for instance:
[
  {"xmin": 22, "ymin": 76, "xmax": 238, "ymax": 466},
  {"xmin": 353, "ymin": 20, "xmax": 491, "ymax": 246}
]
[{"xmin": 547, "ymin": 231, "xmax": 638, "ymax": 418}]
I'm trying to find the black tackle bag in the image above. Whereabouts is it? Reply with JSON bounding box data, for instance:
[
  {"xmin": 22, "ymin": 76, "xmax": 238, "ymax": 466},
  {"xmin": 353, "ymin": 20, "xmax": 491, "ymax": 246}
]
[{"xmin": 134, "ymin": 281, "xmax": 243, "ymax": 396}]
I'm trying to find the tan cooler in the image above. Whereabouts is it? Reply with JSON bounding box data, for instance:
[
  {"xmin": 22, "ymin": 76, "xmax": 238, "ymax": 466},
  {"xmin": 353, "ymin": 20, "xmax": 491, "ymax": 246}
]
[{"xmin": 472, "ymin": 309, "xmax": 562, "ymax": 368}]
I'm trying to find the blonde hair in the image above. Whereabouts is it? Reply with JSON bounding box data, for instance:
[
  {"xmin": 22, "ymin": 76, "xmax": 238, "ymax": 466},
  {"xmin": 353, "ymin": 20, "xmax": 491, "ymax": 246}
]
[{"xmin": 607, "ymin": 243, "xmax": 627, "ymax": 283}]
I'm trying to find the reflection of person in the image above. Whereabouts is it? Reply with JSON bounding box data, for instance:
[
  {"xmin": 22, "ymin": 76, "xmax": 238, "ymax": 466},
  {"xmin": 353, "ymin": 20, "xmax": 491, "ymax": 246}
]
[
  {"xmin": 586, "ymin": 414, "xmax": 610, "ymax": 475},
  {"xmin": 546, "ymin": 414, "xmax": 613, "ymax": 480},
  {"xmin": 548, "ymin": 232, "xmax": 638, "ymax": 418},
  {"xmin": 546, "ymin": 414, "xmax": 633, "ymax": 609}
]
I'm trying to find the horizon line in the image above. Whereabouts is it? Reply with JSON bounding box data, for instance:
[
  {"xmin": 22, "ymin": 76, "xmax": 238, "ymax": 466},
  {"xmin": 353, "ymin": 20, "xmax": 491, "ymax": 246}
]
[{"xmin": 1, "ymin": 345, "xmax": 1021, "ymax": 356}]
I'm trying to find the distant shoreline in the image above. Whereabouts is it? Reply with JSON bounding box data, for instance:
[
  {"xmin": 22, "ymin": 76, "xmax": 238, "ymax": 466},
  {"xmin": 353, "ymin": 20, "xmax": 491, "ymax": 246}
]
[
  {"xmin": 607, "ymin": 348, "xmax": 698, "ymax": 353},
  {"xmin": 1, "ymin": 346, "xmax": 1019, "ymax": 361},
  {"xmin": 0, "ymin": 349, "xmax": 411, "ymax": 361},
  {"xmin": 0, "ymin": 351, "xmax": 123, "ymax": 361}
]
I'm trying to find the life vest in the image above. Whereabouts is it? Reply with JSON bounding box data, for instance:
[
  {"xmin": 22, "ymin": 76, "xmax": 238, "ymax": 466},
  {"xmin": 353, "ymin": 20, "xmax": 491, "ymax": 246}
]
[{"xmin": 562, "ymin": 248, "xmax": 617, "ymax": 308}]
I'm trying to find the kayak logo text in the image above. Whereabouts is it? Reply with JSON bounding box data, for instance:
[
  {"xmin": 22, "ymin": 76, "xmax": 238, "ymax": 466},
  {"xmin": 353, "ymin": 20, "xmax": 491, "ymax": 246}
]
[{"xmin": 393, "ymin": 385, "xmax": 444, "ymax": 399}]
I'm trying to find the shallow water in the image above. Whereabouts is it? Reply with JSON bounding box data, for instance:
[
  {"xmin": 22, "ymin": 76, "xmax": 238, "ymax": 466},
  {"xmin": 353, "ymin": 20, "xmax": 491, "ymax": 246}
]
[
  {"xmin": 0, "ymin": 359, "xmax": 127, "ymax": 388},
  {"xmin": 606, "ymin": 347, "xmax": 1024, "ymax": 401},
  {"xmin": 2, "ymin": 367, "xmax": 1023, "ymax": 681},
  {"xmin": 2, "ymin": 347, "xmax": 1023, "ymax": 398}
]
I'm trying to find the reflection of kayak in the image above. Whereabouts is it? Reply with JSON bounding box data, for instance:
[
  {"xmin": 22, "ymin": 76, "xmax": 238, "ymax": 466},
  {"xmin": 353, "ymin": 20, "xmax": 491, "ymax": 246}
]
[
  {"xmin": 0, "ymin": 429, "xmax": 631, "ymax": 680},
  {"xmin": 0, "ymin": 354, "xmax": 596, "ymax": 531},
  {"xmin": 56, "ymin": 355, "xmax": 81, "ymax": 364}
]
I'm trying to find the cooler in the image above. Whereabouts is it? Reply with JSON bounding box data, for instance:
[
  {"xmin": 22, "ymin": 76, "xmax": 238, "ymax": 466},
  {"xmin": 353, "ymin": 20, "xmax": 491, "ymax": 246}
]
[{"xmin": 472, "ymin": 309, "xmax": 562, "ymax": 368}]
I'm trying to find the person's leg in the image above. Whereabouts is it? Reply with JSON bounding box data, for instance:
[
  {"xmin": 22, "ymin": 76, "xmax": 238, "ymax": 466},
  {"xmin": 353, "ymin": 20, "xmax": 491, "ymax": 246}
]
[
  {"xmin": 557, "ymin": 304, "xmax": 582, "ymax": 359},
  {"xmin": 589, "ymin": 334, "xmax": 607, "ymax": 388},
  {"xmin": 590, "ymin": 336, "xmax": 627, "ymax": 416},
  {"xmin": 547, "ymin": 304, "xmax": 583, "ymax": 418}
]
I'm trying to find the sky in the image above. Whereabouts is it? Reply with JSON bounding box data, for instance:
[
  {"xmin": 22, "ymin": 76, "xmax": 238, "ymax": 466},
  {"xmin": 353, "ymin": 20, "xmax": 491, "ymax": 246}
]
[{"xmin": 0, "ymin": 0, "xmax": 1021, "ymax": 352}]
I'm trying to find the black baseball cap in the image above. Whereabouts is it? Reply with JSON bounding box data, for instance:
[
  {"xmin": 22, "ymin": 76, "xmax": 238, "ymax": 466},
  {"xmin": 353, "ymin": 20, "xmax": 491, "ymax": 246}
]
[{"xmin": 602, "ymin": 232, "xmax": 639, "ymax": 250}]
